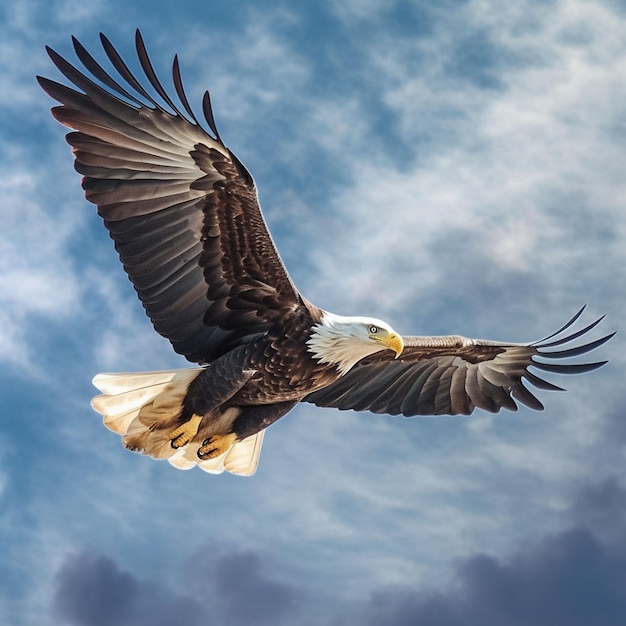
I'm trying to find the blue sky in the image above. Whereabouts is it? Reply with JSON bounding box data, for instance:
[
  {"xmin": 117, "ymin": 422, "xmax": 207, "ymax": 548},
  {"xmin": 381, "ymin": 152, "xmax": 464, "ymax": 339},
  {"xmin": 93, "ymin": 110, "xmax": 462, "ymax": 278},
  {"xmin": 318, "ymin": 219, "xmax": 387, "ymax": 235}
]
[{"xmin": 1, "ymin": 0, "xmax": 625, "ymax": 624}]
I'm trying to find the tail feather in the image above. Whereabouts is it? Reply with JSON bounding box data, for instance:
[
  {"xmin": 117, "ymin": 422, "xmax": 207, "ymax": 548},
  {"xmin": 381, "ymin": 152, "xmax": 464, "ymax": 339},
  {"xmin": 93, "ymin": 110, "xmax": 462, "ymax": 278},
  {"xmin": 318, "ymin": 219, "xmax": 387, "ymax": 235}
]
[
  {"xmin": 168, "ymin": 429, "xmax": 265, "ymax": 476},
  {"xmin": 92, "ymin": 369, "xmax": 200, "ymax": 394},
  {"xmin": 92, "ymin": 369, "xmax": 200, "ymax": 434},
  {"xmin": 221, "ymin": 431, "xmax": 265, "ymax": 476},
  {"xmin": 90, "ymin": 368, "xmax": 265, "ymax": 476},
  {"xmin": 92, "ymin": 384, "xmax": 176, "ymax": 432},
  {"xmin": 98, "ymin": 406, "xmax": 142, "ymax": 437}
]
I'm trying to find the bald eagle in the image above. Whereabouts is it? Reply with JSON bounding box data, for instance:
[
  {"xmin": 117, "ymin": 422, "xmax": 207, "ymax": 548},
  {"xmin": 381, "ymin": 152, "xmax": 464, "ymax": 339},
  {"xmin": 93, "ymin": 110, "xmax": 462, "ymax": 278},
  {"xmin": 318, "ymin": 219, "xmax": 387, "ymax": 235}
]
[{"xmin": 38, "ymin": 31, "xmax": 613, "ymax": 476}]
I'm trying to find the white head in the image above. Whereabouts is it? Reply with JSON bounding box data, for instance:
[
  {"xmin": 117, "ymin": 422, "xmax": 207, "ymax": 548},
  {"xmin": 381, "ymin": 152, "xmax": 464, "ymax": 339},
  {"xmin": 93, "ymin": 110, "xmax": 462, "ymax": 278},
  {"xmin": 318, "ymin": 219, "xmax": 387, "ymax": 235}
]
[{"xmin": 306, "ymin": 312, "xmax": 404, "ymax": 375}]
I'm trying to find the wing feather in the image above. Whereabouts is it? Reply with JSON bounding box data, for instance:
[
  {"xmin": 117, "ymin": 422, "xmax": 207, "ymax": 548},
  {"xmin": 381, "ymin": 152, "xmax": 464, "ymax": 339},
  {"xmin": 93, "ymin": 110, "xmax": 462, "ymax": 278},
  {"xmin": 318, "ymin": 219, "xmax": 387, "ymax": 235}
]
[
  {"xmin": 449, "ymin": 365, "xmax": 472, "ymax": 415},
  {"xmin": 305, "ymin": 311, "xmax": 611, "ymax": 417},
  {"xmin": 38, "ymin": 30, "xmax": 302, "ymax": 364}
]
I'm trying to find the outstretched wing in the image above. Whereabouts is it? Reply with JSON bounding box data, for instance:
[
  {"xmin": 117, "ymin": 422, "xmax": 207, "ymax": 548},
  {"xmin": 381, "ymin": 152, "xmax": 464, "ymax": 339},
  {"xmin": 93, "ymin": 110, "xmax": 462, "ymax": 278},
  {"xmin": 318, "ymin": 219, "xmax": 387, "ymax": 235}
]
[
  {"xmin": 38, "ymin": 30, "xmax": 302, "ymax": 363},
  {"xmin": 305, "ymin": 307, "xmax": 614, "ymax": 416}
]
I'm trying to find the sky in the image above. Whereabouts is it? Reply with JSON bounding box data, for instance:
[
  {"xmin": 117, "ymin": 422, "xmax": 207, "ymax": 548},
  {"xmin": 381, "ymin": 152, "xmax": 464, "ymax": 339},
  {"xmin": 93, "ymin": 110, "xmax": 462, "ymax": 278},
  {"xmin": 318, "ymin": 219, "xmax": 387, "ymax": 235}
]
[{"xmin": 1, "ymin": 0, "xmax": 625, "ymax": 624}]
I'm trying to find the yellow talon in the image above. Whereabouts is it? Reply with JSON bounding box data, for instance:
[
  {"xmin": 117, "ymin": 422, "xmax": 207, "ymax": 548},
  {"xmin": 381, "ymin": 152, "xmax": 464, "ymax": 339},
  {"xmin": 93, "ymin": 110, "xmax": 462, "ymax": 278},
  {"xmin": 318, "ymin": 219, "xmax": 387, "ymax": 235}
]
[
  {"xmin": 198, "ymin": 433, "xmax": 237, "ymax": 459},
  {"xmin": 170, "ymin": 414, "xmax": 203, "ymax": 449}
]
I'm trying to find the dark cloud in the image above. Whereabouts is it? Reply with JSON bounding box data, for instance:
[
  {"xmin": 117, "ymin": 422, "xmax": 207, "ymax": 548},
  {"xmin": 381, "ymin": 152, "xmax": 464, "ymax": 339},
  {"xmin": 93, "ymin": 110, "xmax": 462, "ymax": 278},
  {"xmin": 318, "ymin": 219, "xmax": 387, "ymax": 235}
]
[
  {"xmin": 601, "ymin": 399, "xmax": 626, "ymax": 449},
  {"xmin": 343, "ymin": 478, "xmax": 626, "ymax": 626},
  {"xmin": 53, "ymin": 552, "xmax": 202, "ymax": 626},
  {"xmin": 54, "ymin": 480, "xmax": 626, "ymax": 626},
  {"xmin": 53, "ymin": 548, "xmax": 302, "ymax": 626},
  {"xmin": 571, "ymin": 476, "xmax": 626, "ymax": 544},
  {"xmin": 343, "ymin": 526, "xmax": 626, "ymax": 626},
  {"xmin": 188, "ymin": 548, "xmax": 300, "ymax": 625}
]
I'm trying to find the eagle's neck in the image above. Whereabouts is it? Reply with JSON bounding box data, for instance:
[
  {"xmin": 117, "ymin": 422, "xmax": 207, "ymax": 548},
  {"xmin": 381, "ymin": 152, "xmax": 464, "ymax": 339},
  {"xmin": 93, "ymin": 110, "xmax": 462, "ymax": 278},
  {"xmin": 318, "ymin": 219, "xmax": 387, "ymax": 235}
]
[{"xmin": 306, "ymin": 312, "xmax": 385, "ymax": 376}]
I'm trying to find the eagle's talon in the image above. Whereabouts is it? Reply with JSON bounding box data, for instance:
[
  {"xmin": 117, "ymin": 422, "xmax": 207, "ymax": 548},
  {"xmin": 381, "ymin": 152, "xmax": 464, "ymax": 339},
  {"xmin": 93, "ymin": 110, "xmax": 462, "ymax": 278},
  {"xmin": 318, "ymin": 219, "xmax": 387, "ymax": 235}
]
[
  {"xmin": 197, "ymin": 433, "xmax": 237, "ymax": 459},
  {"xmin": 169, "ymin": 414, "xmax": 202, "ymax": 449},
  {"xmin": 198, "ymin": 446, "xmax": 216, "ymax": 459}
]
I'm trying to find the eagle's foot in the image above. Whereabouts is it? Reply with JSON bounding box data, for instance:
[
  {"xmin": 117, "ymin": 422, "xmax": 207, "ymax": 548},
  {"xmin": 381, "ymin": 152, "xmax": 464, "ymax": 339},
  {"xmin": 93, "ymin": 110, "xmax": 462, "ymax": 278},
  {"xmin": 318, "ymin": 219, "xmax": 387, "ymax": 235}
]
[
  {"xmin": 170, "ymin": 414, "xmax": 203, "ymax": 449},
  {"xmin": 198, "ymin": 433, "xmax": 237, "ymax": 459}
]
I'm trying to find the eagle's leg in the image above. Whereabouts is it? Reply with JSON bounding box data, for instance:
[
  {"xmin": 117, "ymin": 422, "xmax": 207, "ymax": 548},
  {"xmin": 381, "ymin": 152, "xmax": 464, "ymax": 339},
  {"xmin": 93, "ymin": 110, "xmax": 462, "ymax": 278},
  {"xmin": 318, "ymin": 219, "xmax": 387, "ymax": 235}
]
[
  {"xmin": 198, "ymin": 432, "xmax": 237, "ymax": 459},
  {"xmin": 197, "ymin": 400, "xmax": 300, "ymax": 459},
  {"xmin": 169, "ymin": 413, "xmax": 203, "ymax": 449},
  {"xmin": 231, "ymin": 400, "xmax": 299, "ymax": 439},
  {"xmin": 170, "ymin": 359, "xmax": 255, "ymax": 450}
]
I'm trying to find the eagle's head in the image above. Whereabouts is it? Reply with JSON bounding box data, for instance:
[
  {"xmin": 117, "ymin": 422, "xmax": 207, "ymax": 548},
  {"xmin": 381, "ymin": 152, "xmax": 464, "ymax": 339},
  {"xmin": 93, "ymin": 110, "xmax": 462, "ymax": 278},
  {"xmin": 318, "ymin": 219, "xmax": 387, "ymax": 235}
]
[{"xmin": 307, "ymin": 312, "xmax": 404, "ymax": 375}]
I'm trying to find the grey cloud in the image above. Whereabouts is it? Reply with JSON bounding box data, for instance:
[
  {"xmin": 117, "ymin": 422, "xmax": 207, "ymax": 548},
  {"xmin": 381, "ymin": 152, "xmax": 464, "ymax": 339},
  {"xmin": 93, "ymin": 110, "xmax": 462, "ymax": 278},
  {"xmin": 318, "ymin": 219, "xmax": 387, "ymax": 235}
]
[
  {"xmin": 446, "ymin": 30, "xmax": 505, "ymax": 90},
  {"xmin": 571, "ymin": 476, "xmax": 626, "ymax": 544},
  {"xmin": 53, "ymin": 548, "xmax": 302, "ymax": 626},
  {"xmin": 601, "ymin": 400, "xmax": 626, "ymax": 448},
  {"xmin": 53, "ymin": 480, "xmax": 626, "ymax": 626},
  {"xmin": 344, "ymin": 478, "xmax": 626, "ymax": 626},
  {"xmin": 189, "ymin": 549, "xmax": 301, "ymax": 625},
  {"xmin": 457, "ymin": 529, "xmax": 626, "ymax": 626},
  {"xmin": 53, "ymin": 552, "xmax": 202, "ymax": 626},
  {"xmin": 344, "ymin": 529, "xmax": 626, "ymax": 626}
]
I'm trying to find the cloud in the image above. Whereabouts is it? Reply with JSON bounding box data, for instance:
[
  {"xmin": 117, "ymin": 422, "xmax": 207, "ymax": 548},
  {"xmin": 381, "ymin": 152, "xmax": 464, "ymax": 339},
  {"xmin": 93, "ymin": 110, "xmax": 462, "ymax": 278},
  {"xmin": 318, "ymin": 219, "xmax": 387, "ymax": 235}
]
[
  {"xmin": 3, "ymin": 4, "xmax": 624, "ymax": 626},
  {"xmin": 340, "ymin": 478, "xmax": 626, "ymax": 626},
  {"xmin": 53, "ymin": 552, "xmax": 202, "ymax": 626},
  {"xmin": 189, "ymin": 548, "xmax": 301, "ymax": 625},
  {"xmin": 329, "ymin": 0, "xmax": 394, "ymax": 24},
  {"xmin": 51, "ymin": 0, "xmax": 106, "ymax": 26},
  {"xmin": 164, "ymin": 7, "xmax": 311, "ymax": 138},
  {"xmin": 298, "ymin": 0, "xmax": 626, "ymax": 331},
  {"xmin": 412, "ymin": 529, "xmax": 625, "ymax": 626},
  {"xmin": 0, "ymin": 168, "xmax": 83, "ymax": 372},
  {"xmin": 51, "ymin": 480, "xmax": 626, "ymax": 626},
  {"xmin": 571, "ymin": 476, "xmax": 626, "ymax": 544},
  {"xmin": 0, "ymin": 161, "xmax": 171, "ymax": 376},
  {"xmin": 53, "ymin": 548, "xmax": 303, "ymax": 626}
]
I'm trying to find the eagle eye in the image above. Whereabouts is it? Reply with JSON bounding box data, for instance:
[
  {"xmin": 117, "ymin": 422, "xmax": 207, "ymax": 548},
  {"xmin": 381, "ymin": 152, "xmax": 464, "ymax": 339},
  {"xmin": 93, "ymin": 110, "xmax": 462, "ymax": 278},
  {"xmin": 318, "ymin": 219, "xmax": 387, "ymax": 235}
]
[{"xmin": 369, "ymin": 325, "xmax": 379, "ymax": 334}]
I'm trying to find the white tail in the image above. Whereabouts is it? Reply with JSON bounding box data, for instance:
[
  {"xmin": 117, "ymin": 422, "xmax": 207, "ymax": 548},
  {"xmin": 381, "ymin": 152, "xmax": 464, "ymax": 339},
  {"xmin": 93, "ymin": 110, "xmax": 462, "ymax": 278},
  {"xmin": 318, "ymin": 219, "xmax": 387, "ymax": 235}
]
[{"xmin": 91, "ymin": 369, "xmax": 265, "ymax": 476}]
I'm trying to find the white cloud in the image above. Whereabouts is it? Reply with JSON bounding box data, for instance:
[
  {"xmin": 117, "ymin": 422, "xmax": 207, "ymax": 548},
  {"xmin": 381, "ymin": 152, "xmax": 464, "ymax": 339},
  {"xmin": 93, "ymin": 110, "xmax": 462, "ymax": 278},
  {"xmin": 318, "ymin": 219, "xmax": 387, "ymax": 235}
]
[
  {"xmin": 52, "ymin": 0, "xmax": 106, "ymax": 25},
  {"xmin": 163, "ymin": 8, "xmax": 311, "ymax": 136},
  {"xmin": 2, "ymin": 4, "xmax": 624, "ymax": 623},
  {"xmin": 0, "ymin": 167, "xmax": 83, "ymax": 371},
  {"xmin": 84, "ymin": 266, "xmax": 179, "ymax": 373},
  {"xmin": 296, "ymin": 0, "xmax": 626, "ymax": 327},
  {"xmin": 329, "ymin": 0, "xmax": 396, "ymax": 23},
  {"xmin": 0, "ymin": 1, "xmax": 107, "ymax": 110}
]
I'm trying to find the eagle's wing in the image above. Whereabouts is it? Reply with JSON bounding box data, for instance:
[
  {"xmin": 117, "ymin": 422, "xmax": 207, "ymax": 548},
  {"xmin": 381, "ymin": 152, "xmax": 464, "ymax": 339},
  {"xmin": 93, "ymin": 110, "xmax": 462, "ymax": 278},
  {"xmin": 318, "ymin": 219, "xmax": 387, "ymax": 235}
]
[
  {"xmin": 38, "ymin": 30, "xmax": 302, "ymax": 363},
  {"xmin": 305, "ymin": 308, "xmax": 614, "ymax": 416}
]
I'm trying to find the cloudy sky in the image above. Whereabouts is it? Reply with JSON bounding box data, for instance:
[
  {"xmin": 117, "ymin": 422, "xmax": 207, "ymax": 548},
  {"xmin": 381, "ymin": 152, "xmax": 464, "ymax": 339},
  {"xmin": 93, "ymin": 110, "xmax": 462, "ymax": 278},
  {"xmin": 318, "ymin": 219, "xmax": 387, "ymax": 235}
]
[{"xmin": 1, "ymin": 0, "xmax": 625, "ymax": 624}]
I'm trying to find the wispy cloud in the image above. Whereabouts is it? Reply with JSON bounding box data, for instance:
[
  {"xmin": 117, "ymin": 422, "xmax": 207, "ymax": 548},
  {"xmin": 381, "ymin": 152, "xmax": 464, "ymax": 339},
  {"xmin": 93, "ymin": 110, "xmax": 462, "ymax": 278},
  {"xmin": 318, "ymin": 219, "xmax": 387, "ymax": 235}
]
[
  {"xmin": 0, "ymin": 168, "xmax": 82, "ymax": 371},
  {"xmin": 53, "ymin": 545, "xmax": 312, "ymax": 626},
  {"xmin": 293, "ymin": 0, "xmax": 626, "ymax": 330},
  {"xmin": 1, "ymin": 2, "xmax": 623, "ymax": 625},
  {"xmin": 339, "ymin": 477, "xmax": 626, "ymax": 626},
  {"xmin": 47, "ymin": 478, "xmax": 626, "ymax": 626}
]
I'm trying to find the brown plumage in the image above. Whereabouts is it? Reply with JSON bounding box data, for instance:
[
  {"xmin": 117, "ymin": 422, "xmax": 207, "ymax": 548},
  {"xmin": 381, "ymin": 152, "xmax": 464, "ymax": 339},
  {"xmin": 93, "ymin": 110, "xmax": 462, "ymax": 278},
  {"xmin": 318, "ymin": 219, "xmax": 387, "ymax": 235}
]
[{"xmin": 38, "ymin": 31, "xmax": 613, "ymax": 475}]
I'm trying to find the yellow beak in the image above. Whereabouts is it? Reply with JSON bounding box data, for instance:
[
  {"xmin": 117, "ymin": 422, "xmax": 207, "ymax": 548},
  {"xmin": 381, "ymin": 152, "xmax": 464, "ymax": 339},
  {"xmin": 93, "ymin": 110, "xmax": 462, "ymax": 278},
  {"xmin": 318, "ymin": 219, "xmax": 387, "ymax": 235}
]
[{"xmin": 384, "ymin": 332, "xmax": 404, "ymax": 358}]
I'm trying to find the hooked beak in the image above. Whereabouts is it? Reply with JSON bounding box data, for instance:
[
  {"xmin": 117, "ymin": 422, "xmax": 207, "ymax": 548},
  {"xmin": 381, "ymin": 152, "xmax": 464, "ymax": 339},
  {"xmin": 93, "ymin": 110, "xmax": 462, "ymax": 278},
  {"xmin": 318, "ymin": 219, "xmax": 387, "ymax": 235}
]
[{"xmin": 383, "ymin": 332, "xmax": 404, "ymax": 358}]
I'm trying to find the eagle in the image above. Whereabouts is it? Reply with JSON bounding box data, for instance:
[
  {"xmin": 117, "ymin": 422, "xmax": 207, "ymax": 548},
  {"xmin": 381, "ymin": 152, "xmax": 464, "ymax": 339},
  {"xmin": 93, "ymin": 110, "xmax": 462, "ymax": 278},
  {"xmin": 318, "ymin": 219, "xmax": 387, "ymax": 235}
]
[{"xmin": 38, "ymin": 31, "xmax": 613, "ymax": 476}]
